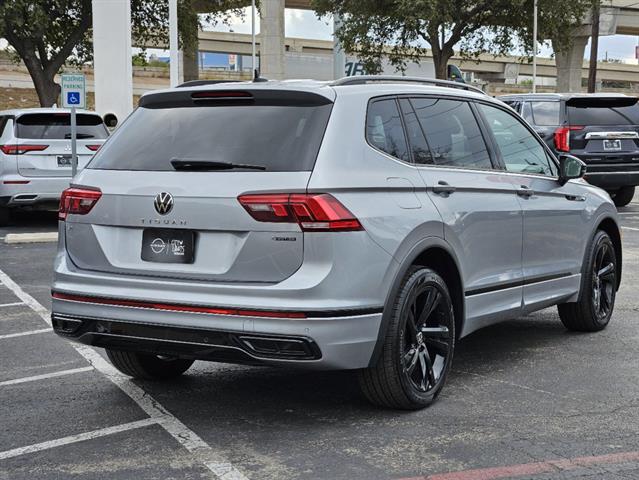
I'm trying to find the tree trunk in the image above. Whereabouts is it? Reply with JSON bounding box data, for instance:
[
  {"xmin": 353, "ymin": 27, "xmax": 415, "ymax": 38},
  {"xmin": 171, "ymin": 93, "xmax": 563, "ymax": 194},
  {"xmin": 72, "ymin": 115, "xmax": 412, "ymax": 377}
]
[
  {"xmin": 180, "ymin": 0, "xmax": 200, "ymax": 82},
  {"xmin": 432, "ymin": 49, "xmax": 453, "ymax": 80},
  {"xmin": 183, "ymin": 41, "xmax": 200, "ymax": 82},
  {"xmin": 22, "ymin": 56, "xmax": 60, "ymax": 107}
]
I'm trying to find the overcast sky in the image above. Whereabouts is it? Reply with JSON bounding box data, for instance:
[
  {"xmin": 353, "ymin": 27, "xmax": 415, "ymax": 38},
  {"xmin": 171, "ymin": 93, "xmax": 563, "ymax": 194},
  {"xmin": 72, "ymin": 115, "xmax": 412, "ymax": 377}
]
[{"xmin": 213, "ymin": 8, "xmax": 639, "ymax": 63}]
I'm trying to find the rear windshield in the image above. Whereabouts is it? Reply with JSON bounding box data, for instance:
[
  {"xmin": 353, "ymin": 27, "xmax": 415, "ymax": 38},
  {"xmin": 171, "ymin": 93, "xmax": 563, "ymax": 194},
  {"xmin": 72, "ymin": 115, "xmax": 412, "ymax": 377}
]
[
  {"xmin": 16, "ymin": 113, "xmax": 108, "ymax": 139},
  {"xmin": 89, "ymin": 104, "xmax": 332, "ymax": 172},
  {"xmin": 567, "ymin": 98, "xmax": 639, "ymax": 126}
]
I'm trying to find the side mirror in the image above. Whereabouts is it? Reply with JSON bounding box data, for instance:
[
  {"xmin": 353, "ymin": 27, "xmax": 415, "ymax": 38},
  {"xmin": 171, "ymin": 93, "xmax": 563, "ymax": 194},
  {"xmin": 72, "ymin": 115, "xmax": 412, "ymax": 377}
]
[
  {"xmin": 103, "ymin": 113, "xmax": 118, "ymax": 129},
  {"xmin": 558, "ymin": 154, "xmax": 586, "ymax": 186}
]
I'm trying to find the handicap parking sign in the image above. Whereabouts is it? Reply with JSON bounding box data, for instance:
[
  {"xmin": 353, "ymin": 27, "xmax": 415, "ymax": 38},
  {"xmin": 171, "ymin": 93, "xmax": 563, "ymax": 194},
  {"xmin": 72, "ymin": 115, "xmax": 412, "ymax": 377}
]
[
  {"xmin": 61, "ymin": 74, "xmax": 85, "ymax": 109},
  {"xmin": 66, "ymin": 91, "xmax": 80, "ymax": 105}
]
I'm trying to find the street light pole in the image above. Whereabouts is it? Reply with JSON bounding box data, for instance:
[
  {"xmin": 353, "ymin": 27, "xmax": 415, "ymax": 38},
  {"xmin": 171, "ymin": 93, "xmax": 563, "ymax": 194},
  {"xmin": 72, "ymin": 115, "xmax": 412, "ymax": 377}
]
[
  {"xmin": 251, "ymin": 0, "xmax": 257, "ymax": 77},
  {"xmin": 532, "ymin": 0, "xmax": 538, "ymax": 93},
  {"xmin": 169, "ymin": 0, "xmax": 179, "ymax": 87}
]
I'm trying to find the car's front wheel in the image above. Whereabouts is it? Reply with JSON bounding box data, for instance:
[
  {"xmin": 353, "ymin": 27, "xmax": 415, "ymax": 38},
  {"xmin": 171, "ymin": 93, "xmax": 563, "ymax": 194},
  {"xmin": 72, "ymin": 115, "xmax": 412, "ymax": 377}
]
[
  {"xmin": 106, "ymin": 349, "xmax": 194, "ymax": 380},
  {"xmin": 558, "ymin": 230, "xmax": 617, "ymax": 332},
  {"xmin": 358, "ymin": 267, "xmax": 455, "ymax": 409}
]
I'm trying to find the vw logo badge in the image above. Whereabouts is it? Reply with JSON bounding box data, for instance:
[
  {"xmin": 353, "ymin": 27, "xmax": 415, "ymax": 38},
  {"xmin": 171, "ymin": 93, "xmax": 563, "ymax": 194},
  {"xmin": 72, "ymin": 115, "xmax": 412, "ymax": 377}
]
[{"xmin": 154, "ymin": 192, "xmax": 174, "ymax": 215}]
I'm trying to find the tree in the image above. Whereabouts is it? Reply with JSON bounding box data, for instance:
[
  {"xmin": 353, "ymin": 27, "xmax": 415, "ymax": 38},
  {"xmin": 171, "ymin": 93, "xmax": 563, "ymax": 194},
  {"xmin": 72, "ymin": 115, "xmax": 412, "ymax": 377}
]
[
  {"xmin": 312, "ymin": 0, "xmax": 528, "ymax": 80},
  {"xmin": 312, "ymin": 0, "xmax": 594, "ymax": 81},
  {"xmin": 0, "ymin": 0, "xmax": 244, "ymax": 107}
]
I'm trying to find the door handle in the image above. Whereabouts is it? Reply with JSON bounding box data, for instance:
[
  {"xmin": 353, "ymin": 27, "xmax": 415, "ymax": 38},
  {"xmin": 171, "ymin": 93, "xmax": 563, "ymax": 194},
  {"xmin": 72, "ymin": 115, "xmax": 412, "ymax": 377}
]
[
  {"xmin": 432, "ymin": 181, "xmax": 456, "ymax": 195},
  {"xmin": 516, "ymin": 185, "xmax": 534, "ymax": 198},
  {"xmin": 565, "ymin": 194, "xmax": 586, "ymax": 202}
]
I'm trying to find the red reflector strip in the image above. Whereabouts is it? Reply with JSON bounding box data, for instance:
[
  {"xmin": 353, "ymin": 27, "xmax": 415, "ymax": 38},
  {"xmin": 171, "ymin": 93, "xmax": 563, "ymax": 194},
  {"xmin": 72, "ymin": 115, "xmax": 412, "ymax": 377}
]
[
  {"xmin": 52, "ymin": 292, "xmax": 307, "ymax": 319},
  {"xmin": 86, "ymin": 144, "xmax": 101, "ymax": 151},
  {"xmin": 2, "ymin": 180, "xmax": 30, "ymax": 185}
]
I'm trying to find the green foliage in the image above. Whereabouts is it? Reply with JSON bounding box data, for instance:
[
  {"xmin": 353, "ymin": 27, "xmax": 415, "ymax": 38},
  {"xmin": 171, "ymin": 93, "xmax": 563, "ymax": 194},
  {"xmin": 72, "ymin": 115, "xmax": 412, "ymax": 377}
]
[
  {"xmin": 312, "ymin": 0, "xmax": 595, "ymax": 79},
  {"xmin": 0, "ymin": 0, "xmax": 245, "ymax": 105}
]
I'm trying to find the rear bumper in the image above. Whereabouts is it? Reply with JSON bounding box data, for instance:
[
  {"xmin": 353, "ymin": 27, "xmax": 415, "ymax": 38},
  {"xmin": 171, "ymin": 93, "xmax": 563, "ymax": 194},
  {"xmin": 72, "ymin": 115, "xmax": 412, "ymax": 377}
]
[
  {"xmin": 51, "ymin": 297, "xmax": 383, "ymax": 370},
  {"xmin": 584, "ymin": 171, "xmax": 639, "ymax": 189},
  {"xmin": 0, "ymin": 175, "xmax": 70, "ymax": 208}
]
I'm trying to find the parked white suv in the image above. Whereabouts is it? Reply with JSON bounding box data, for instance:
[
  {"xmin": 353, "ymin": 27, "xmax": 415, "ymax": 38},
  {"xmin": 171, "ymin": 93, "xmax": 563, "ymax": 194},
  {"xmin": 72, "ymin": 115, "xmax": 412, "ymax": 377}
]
[{"xmin": 0, "ymin": 108, "xmax": 109, "ymax": 225}]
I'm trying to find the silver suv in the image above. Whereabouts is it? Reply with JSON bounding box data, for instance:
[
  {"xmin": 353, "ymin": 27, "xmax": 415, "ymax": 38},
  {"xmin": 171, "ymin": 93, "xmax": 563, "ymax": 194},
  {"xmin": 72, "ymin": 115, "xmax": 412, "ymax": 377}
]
[
  {"xmin": 0, "ymin": 108, "xmax": 108, "ymax": 225},
  {"xmin": 51, "ymin": 77, "xmax": 622, "ymax": 409}
]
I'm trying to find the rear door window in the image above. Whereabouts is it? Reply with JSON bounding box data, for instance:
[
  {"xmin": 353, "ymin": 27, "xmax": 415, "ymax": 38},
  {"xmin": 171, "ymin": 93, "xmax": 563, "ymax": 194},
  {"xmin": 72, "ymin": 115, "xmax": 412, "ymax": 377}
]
[
  {"xmin": 366, "ymin": 98, "xmax": 410, "ymax": 162},
  {"xmin": 90, "ymin": 103, "xmax": 332, "ymax": 171},
  {"xmin": 16, "ymin": 113, "xmax": 108, "ymax": 139},
  {"xmin": 410, "ymin": 97, "xmax": 492, "ymax": 169},
  {"xmin": 567, "ymin": 98, "xmax": 639, "ymax": 125},
  {"xmin": 398, "ymin": 98, "xmax": 432, "ymax": 165}
]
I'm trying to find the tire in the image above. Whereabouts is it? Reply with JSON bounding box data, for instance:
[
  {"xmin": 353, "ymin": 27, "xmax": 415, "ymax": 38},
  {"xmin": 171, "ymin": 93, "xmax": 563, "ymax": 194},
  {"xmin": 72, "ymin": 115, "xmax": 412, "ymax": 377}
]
[
  {"xmin": 612, "ymin": 186, "xmax": 635, "ymax": 207},
  {"xmin": 105, "ymin": 349, "xmax": 194, "ymax": 380},
  {"xmin": 558, "ymin": 230, "xmax": 617, "ymax": 332},
  {"xmin": 0, "ymin": 206, "xmax": 10, "ymax": 227},
  {"xmin": 358, "ymin": 267, "xmax": 455, "ymax": 410}
]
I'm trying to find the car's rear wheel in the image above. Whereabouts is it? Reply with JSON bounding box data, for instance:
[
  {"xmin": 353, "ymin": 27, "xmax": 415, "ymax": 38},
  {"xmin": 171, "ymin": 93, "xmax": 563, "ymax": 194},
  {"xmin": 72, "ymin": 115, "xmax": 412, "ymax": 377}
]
[
  {"xmin": 105, "ymin": 349, "xmax": 194, "ymax": 380},
  {"xmin": 358, "ymin": 267, "xmax": 455, "ymax": 410},
  {"xmin": 612, "ymin": 186, "xmax": 635, "ymax": 207},
  {"xmin": 558, "ymin": 230, "xmax": 617, "ymax": 332}
]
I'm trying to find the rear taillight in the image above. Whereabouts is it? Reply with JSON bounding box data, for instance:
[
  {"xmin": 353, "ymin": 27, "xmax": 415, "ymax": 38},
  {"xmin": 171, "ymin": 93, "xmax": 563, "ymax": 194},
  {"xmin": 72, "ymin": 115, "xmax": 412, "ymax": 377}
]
[
  {"xmin": 0, "ymin": 144, "xmax": 49, "ymax": 155},
  {"xmin": 553, "ymin": 126, "xmax": 583, "ymax": 152},
  {"xmin": 59, "ymin": 187, "xmax": 102, "ymax": 221},
  {"xmin": 238, "ymin": 193, "xmax": 363, "ymax": 232},
  {"xmin": 86, "ymin": 144, "xmax": 101, "ymax": 152}
]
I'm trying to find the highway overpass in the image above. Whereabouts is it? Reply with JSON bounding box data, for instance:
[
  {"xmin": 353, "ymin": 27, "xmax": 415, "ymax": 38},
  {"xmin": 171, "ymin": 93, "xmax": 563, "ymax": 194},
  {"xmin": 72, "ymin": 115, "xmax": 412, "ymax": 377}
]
[{"xmin": 188, "ymin": 0, "xmax": 639, "ymax": 91}]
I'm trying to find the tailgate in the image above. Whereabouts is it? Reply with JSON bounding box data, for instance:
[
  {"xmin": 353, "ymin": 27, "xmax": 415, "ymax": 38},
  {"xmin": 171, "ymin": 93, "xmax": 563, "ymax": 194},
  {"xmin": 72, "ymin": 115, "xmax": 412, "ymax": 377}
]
[{"xmin": 65, "ymin": 170, "xmax": 309, "ymax": 283}]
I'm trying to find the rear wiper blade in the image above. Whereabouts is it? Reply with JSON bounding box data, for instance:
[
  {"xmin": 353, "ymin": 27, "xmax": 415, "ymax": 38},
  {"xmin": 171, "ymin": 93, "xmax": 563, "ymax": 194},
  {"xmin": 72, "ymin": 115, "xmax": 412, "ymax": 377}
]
[
  {"xmin": 170, "ymin": 159, "xmax": 266, "ymax": 171},
  {"xmin": 64, "ymin": 133, "xmax": 94, "ymax": 139}
]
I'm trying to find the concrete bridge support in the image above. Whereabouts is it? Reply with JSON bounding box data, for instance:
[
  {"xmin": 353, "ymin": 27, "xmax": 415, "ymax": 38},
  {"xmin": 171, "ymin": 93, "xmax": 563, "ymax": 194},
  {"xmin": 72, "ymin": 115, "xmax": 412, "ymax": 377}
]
[
  {"xmin": 259, "ymin": 0, "xmax": 286, "ymax": 79},
  {"xmin": 553, "ymin": 35, "xmax": 589, "ymax": 93}
]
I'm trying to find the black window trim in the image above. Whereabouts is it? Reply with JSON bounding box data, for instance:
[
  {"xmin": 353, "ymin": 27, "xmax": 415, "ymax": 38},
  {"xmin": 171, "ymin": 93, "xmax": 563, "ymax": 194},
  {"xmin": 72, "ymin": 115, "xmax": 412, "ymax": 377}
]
[
  {"xmin": 364, "ymin": 95, "xmax": 413, "ymax": 165},
  {"xmin": 365, "ymin": 93, "xmax": 502, "ymax": 173},
  {"xmin": 473, "ymin": 99, "xmax": 561, "ymax": 181}
]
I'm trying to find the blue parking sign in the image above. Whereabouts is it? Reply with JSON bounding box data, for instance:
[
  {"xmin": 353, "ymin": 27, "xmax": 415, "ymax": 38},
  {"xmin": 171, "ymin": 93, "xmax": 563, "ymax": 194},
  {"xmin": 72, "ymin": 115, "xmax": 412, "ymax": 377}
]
[{"xmin": 67, "ymin": 91, "xmax": 80, "ymax": 105}]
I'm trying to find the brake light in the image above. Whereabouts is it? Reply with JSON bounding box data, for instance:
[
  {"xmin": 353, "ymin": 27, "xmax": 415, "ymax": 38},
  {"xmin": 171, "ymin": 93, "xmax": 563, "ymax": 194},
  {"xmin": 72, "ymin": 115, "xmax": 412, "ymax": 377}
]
[
  {"xmin": 238, "ymin": 193, "xmax": 363, "ymax": 232},
  {"xmin": 553, "ymin": 126, "xmax": 583, "ymax": 152},
  {"xmin": 0, "ymin": 144, "xmax": 49, "ymax": 155},
  {"xmin": 86, "ymin": 144, "xmax": 101, "ymax": 152},
  {"xmin": 191, "ymin": 91, "xmax": 252, "ymax": 99},
  {"xmin": 59, "ymin": 187, "xmax": 102, "ymax": 220}
]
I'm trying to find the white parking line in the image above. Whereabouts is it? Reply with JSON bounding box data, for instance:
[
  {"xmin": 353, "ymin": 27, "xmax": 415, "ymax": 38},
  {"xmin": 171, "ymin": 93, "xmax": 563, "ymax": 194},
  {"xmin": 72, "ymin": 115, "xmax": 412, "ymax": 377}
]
[
  {"xmin": 0, "ymin": 418, "xmax": 158, "ymax": 461},
  {"xmin": 0, "ymin": 366, "xmax": 94, "ymax": 386},
  {"xmin": 0, "ymin": 328, "xmax": 50, "ymax": 340},
  {"xmin": 0, "ymin": 268, "xmax": 248, "ymax": 480},
  {"xmin": 0, "ymin": 301, "xmax": 24, "ymax": 308},
  {"xmin": 621, "ymin": 226, "xmax": 639, "ymax": 232}
]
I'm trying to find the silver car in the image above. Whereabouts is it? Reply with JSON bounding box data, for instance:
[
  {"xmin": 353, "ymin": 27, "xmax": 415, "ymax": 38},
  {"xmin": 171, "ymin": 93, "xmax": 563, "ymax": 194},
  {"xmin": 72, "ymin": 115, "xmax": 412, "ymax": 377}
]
[
  {"xmin": 0, "ymin": 108, "xmax": 108, "ymax": 225},
  {"xmin": 51, "ymin": 77, "xmax": 622, "ymax": 409}
]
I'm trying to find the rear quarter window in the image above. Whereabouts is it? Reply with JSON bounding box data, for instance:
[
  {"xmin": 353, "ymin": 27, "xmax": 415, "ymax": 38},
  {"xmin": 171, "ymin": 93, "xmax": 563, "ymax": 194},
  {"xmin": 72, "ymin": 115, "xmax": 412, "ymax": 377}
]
[
  {"xmin": 530, "ymin": 101, "xmax": 560, "ymax": 126},
  {"xmin": 16, "ymin": 113, "xmax": 108, "ymax": 140}
]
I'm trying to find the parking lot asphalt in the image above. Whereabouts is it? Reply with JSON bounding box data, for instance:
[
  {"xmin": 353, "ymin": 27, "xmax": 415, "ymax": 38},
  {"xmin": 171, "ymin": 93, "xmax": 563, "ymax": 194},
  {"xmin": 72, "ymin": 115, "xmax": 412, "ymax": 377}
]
[{"xmin": 1, "ymin": 201, "xmax": 639, "ymax": 480}]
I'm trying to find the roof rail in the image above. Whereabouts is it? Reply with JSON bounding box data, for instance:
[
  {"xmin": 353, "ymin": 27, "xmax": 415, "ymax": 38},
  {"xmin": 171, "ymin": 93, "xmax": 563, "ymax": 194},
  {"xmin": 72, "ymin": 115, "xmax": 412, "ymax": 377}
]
[{"xmin": 330, "ymin": 75, "xmax": 486, "ymax": 95}]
